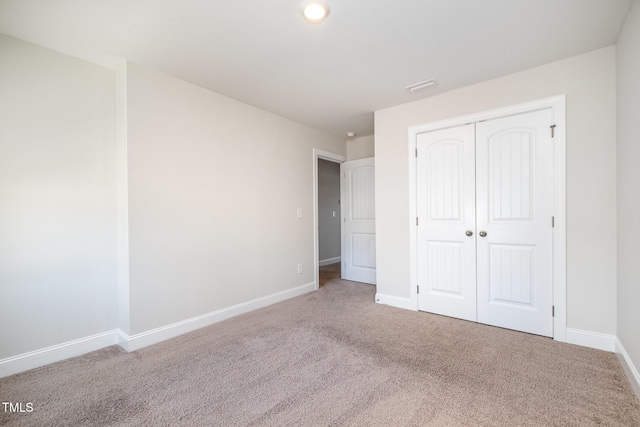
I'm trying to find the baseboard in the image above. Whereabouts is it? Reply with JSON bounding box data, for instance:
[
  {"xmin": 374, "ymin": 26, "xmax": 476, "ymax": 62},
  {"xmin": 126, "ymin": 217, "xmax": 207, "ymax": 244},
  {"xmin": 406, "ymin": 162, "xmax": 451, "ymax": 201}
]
[
  {"xmin": 0, "ymin": 282, "xmax": 316, "ymax": 378},
  {"xmin": 375, "ymin": 293, "xmax": 415, "ymax": 311},
  {"xmin": 0, "ymin": 330, "xmax": 121, "ymax": 379},
  {"xmin": 565, "ymin": 328, "xmax": 616, "ymax": 352},
  {"xmin": 319, "ymin": 257, "xmax": 341, "ymax": 267},
  {"xmin": 615, "ymin": 338, "xmax": 640, "ymax": 398},
  {"xmin": 120, "ymin": 281, "xmax": 316, "ymax": 352}
]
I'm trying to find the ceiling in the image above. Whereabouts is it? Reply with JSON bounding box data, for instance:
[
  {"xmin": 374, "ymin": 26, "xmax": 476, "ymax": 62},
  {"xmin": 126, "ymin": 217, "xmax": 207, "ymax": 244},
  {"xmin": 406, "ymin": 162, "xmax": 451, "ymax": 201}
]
[{"xmin": 0, "ymin": 0, "xmax": 633, "ymax": 138}]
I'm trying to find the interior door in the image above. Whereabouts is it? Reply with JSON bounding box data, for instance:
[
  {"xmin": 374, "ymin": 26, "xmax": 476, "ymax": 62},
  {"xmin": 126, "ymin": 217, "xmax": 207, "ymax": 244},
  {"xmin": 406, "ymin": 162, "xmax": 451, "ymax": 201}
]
[
  {"xmin": 416, "ymin": 124, "xmax": 477, "ymax": 321},
  {"xmin": 416, "ymin": 108, "xmax": 555, "ymax": 337},
  {"xmin": 476, "ymin": 109, "xmax": 554, "ymax": 337},
  {"xmin": 341, "ymin": 157, "xmax": 376, "ymax": 284}
]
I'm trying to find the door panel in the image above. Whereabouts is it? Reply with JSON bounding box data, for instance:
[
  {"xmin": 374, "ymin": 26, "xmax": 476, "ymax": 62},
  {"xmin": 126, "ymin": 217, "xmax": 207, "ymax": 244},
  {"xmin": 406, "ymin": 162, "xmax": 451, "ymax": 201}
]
[
  {"xmin": 427, "ymin": 241, "xmax": 464, "ymax": 294},
  {"xmin": 342, "ymin": 158, "xmax": 376, "ymax": 284},
  {"xmin": 476, "ymin": 109, "xmax": 554, "ymax": 337},
  {"xmin": 489, "ymin": 129, "xmax": 533, "ymax": 221},
  {"xmin": 489, "ymin": 244, "xmax": 534, "ymax": 304},
  {"xmin": 417, "ymin": 124, "xmax": 477, "ymax": 321}
]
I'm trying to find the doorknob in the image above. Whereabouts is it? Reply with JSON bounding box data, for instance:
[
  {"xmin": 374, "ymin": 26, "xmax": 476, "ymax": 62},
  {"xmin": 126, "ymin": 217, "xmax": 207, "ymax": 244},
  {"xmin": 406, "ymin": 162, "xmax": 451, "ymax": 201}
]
[
  {"xmin": 479, "ymin": 231, "xmax": 487, "ymax": 237},
  {"xmin": 465, "ymin": 230, "xmax": 473, "ymax": 236}
]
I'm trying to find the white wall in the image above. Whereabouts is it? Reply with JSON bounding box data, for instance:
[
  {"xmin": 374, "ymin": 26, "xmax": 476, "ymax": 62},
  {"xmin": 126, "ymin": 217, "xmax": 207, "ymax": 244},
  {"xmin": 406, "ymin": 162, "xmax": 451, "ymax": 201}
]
[
  {"xmin": 317, "ymin": 159, "xmax": 341, "ymax": 263},
  {"xmin": 0, "ymin": 34, "xmax": 117, "ymax": 359},
  {"xmin": 617, "ymin": 0, "xmax": 640, "ymax": 374},
  {"xmin": 347, "ymin": 135, "xmax": 375, "ymax": 160},
  {"xmin": 126, "ymin": 63, "xmax": 345, "ymax": 334},
  {"xmin": 375, "ymin": 47, "xmax": 617, "ymax": 335}
]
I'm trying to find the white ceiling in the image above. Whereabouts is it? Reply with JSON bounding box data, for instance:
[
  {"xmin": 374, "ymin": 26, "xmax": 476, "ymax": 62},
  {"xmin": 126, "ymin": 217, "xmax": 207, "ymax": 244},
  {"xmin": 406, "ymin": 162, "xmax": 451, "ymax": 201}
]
[{"xmin": 0, "ymin": 0, "xmax": 633, "ymax": 138}]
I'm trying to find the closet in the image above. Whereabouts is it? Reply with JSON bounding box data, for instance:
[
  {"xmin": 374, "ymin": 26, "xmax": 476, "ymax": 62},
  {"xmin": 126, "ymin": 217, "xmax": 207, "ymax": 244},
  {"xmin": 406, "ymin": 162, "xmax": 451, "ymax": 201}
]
[{"xmin": 416, "ymin": 108, "xmax": 555, "ymax": 337}]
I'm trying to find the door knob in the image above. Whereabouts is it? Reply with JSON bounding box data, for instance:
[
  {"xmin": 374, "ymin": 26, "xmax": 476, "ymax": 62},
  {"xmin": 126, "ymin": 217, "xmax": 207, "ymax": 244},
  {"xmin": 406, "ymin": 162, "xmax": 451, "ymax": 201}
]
[
  {"xmin": 479, "ymin": 231, "xmax": 487, "ymax": 237},
  {"xmin": 465, "ymin": 230, "xmax": 473, "ymax": 236}
]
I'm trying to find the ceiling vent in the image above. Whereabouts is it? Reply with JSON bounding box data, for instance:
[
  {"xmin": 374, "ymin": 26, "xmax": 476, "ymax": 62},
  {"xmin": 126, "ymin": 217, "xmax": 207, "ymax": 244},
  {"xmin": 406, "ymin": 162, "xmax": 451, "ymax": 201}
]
[{"xmin": 405, "ymin": 78, "xmax": 438, "ymax": 93}]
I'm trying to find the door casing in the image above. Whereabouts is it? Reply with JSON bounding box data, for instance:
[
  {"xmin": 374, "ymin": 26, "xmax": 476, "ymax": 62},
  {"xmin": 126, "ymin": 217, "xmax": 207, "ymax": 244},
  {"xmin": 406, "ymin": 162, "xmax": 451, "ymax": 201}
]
[{"xmin": 407, "ymin": 96, "xmax": 567, "ymax": 342}]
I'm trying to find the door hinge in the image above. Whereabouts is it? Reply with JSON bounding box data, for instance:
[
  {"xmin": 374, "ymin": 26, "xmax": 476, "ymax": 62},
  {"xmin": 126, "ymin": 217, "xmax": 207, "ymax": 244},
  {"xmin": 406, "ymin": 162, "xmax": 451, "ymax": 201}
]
[
  {"xmin": 416, "ymin": 217, "xmax": 419, "ymax": 226},
  {"xmin": 417, "ymin": 285, "xmax": 420, "ymax": 294},
  {"xmin": 552, "ymin": 216, "xmax": 555, "ymax": 227},
  {"xmin": 415, "ymin": 148, "xmax": 418, "ymax": 158},
  {"xmin": 552, "ymin": 306, "xmax": 555, "ymax": 317},
  {"xmin": 550, "ymin": 124, "xmax": 556, "ymax": 138}
]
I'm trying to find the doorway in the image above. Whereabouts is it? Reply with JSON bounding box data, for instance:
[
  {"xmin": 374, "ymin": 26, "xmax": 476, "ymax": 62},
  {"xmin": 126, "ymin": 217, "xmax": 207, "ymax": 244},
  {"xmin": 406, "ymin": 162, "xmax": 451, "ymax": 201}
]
[
  {"xmin": 313, "ymin": 149, "xmax": 377, "ymax": 289},
  {"xmin": 317, "ymin": 158, "xmax": 342, "ymax": 286},
  {"xmin": 313, "ymin": 149, "xmax": 346, "ymax": 290}
]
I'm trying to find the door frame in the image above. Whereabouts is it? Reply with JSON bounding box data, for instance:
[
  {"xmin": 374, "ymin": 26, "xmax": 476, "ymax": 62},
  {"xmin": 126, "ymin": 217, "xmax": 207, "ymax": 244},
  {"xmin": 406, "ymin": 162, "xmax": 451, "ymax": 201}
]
[
  {"xmin": 313, "ymin": 149, "xmax": 347, "ymax": 290},
  {"xmin": 407, "ymin": 95, "xmax": 567, "ymax": 342}
]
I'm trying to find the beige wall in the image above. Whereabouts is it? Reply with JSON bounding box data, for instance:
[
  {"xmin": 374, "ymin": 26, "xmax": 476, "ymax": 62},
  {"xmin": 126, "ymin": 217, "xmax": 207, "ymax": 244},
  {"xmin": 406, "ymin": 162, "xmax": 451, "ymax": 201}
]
[
  {"xmin": 617, "ymin": 0, "xmax": 640, "ymax": 374},
  {"xmin": 0, "ymin": 34, "xmax": 117, "ymax": 358},
  {"xmin": 347, "ymin": 135, "xmax": 375, "ymax": 160},
  {"xmin": 126, "ymin": 63, "xmax": 345, "ymax": 334},
  {"xmin": 375, "ymin": 46, "xmax": 617, "ymax": 335}
]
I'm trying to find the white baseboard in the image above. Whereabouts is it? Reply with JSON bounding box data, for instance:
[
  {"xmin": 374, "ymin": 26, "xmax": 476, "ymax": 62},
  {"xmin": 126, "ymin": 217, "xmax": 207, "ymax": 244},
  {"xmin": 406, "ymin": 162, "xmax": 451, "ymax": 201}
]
[
  {"xmin": 375, "ymin": 293, "xmax": 416, "ymax": 311},
  {"xmin": 0, "ymin": 282, "xmax": 316, "ymax": 377},
  {"xmin": 0, "ymin": 330, "xmax": 121, "ymax": 379},
  {"xmin": 120, "ymin": 281, "xmax": 316, "ymax": 352},
  {"xmin": 615, "ymin": 338, "xmax": 640, "ymax": 397},
  {"xmin": 319, "ymin": 257, "xmax": 341, "ymax": 267},
  {"xmin": 566, "ymin": 327, "xmax": 616, "ymax": 352}
]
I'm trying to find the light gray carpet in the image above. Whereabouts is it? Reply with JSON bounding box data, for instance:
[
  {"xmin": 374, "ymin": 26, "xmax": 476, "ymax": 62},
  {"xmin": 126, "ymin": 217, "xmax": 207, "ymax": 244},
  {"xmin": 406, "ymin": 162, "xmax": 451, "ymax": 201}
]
[{"xmin": 2, "ymin": 264, "xmax": 639, "ymax": 426}]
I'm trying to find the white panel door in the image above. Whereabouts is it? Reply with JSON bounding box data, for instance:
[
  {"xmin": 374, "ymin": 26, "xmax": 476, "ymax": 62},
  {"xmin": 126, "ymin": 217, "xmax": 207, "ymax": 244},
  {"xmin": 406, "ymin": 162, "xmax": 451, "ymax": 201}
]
[
  {"xmin": 342, "ymin": 158, "xmax": 376, "ymax": 284},
  {"xmin": 417, "ymin": 124, "xmax": 477, "ymax": 321},
  {"xmin": 416, "ymin": 109, "xmax": 555, "ymax": 337},
  {"xmin": 476, "ymin": 109, "xmax": 554, "ymax": 337}
]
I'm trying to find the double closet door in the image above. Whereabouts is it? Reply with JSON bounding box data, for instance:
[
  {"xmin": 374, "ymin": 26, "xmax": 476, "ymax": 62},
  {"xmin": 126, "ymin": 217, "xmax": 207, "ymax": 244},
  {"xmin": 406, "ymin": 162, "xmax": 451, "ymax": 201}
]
[{"xmin": 416, "ymin": 109, "xmax": 555, "ymax": 337}]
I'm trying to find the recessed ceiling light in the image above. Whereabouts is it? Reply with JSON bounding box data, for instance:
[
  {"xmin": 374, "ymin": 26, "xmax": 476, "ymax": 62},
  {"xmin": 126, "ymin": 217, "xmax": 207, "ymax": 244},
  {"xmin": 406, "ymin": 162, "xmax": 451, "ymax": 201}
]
[
  {"xmin": 405, "ymin": 78, "xmax": 438, "ymax": 93},
  {"xmin": 301, "ymin": 0, "xmax": 330, "ymax": 24},
  {"xmin": 347, "ymin": 132, "xmax": 356, "ymax": 137}
]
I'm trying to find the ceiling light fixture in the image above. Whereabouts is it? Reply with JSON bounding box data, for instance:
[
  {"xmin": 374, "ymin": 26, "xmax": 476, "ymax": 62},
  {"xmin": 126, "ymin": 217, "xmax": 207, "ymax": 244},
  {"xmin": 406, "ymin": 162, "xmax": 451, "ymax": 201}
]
[
  {"xmin": 347, "ymin": 132, "xmax": 356, "ymax": 137},
  {"xmin": 301, "ymin": 0, "xmax": 330, "ymax": 24},
  {"xmin": 405, "ymin": 78, "xmax": 438, "ymax": 93}
]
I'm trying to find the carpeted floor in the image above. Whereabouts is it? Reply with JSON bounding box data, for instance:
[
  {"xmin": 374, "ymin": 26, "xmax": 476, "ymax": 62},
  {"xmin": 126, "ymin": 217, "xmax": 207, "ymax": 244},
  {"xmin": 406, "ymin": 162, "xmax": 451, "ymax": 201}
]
[{"xmin": 1, "ymin": 264, "xmax": 639, "ymax": 426}]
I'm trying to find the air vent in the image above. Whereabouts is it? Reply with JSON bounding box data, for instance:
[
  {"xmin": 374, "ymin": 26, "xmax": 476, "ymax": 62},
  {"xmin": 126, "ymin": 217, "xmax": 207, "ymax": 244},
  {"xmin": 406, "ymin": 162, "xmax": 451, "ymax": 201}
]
[{"xmin": 405, "ymin": 78, "xmax": 438, "ymax": 93}]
